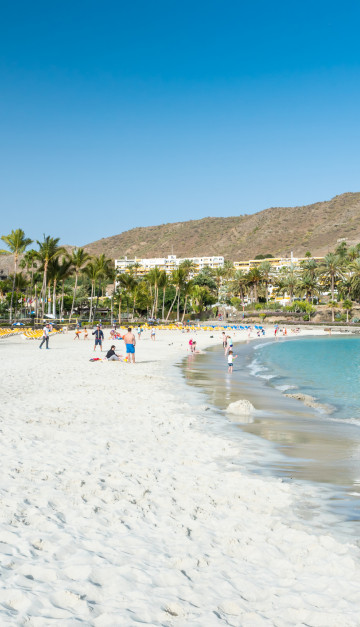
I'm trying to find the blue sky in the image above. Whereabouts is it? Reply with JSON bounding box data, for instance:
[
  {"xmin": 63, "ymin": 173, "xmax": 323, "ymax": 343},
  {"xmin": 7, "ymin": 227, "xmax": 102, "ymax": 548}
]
[{"xmin": 1, "ymin": 0, "xmax": 359, "ymax": 246}]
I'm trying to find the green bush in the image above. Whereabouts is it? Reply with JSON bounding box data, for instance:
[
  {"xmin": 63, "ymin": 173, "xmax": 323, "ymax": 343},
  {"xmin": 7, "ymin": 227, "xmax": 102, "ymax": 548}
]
[
  {"xmin": 230, "ymin": 297, "xmax": 242, "ymax": 310},
  {"xmin": 285, "ymin": 301, "xmax": 316, "ymax": 316}
]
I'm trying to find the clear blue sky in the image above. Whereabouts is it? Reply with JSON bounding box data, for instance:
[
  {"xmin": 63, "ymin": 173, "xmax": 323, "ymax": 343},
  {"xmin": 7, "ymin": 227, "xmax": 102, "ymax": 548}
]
[{"xmin": 1, "ymin": 0, "xmax": 359, "ymax": 246}]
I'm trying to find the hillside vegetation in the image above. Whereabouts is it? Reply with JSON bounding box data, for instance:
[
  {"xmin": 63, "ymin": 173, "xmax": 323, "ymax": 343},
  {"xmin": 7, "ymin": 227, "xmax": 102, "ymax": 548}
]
[{"xmin": 83, "ymin": 192, "xmax": 360, "ymax": 261}]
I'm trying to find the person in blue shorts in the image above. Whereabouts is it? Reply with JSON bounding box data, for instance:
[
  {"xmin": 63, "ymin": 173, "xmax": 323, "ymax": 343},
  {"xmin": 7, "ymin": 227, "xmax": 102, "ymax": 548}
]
[
  {"xmin": 92, "ymin": 324, "xmax": 104, "ymax": 351},
  {"xmin": 123, "ymin": 327, "xmax": 136, "ymax": 363}
]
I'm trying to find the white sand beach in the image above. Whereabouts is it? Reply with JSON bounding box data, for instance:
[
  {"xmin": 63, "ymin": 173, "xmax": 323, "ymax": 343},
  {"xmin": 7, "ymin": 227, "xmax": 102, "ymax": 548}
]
[{"xmin": 1, "ymin": 327, "xmax": 360, "ymax": 626}]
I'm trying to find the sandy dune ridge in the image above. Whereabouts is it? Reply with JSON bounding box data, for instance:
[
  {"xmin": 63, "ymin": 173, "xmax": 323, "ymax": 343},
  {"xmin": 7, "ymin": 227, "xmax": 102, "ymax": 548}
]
[{"xmin": 0, "ymin": 328, "xmax": 359, "ymax": 626}]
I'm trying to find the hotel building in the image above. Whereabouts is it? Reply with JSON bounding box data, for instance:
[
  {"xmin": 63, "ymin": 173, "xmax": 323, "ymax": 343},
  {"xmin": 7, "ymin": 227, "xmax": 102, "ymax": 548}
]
[{"xmin": 115, "ymin": 254, "xmax": 224, "ymax": 277}]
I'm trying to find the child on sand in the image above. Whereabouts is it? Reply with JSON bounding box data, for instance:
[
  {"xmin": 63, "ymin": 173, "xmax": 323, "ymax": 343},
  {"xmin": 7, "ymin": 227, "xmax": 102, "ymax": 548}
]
[
  {"xmin": 227, "ymin": 349, "xmax": 238, "ymax": 373},
  {"xmin": 84, "ymin": 327, "xmax": 88, "ymax": 340},
  {"xmin": 74, "ymin": 327, "xmax": 81, "ymax": 340}
]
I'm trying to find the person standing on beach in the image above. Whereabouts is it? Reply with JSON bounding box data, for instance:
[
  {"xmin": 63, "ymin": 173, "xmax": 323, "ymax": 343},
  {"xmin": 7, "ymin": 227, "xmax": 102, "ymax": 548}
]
[
  {"xmin": 227, "ymin": 349, "xmax": 238, "ymax": 373},
  {"xmin": 123, "ymin": 327, "xmax": 136, "ymax": 363},
  {"xmin": 39, "ymin": 323, "xmax": 51, "ymax": 349},
  {"xmin": 92, "ymin": 324, "xmax": 104, "ymax": 351},
  {"xmin": 221, "ymin": 331, "xmax": 227, "ymax": 354},
  {"xmin": 225, "ymin": 335, "xmax": 233, "ymax": 354}
]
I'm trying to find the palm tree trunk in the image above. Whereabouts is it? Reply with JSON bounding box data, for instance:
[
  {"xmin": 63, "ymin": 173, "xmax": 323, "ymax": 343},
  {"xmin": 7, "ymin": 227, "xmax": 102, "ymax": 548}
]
[
  {"xmin": 154, "ymin": 284, "xmax": 158, "ymax": 318},
  {"xmin": 60, "ymin": 281, "xmax": 65, "ymax": 319},
  {"xmin": 9, "ymin": 253, "xmax": 20, "ymax": 322},
  {"xmin": 34, "ymin": 283, "xmax": 38, "ymax": 320},
  {"xmin": 149, "ymin": 285, "xmax": 154, "ymax": 317},
  {"xmin": 162, "ymin": 287, "xmax": 165, "ymax": 320},
  {"xmin": 41, "ymin": 262, "xmax": 48, "ymax": 318},
  {"xmin": 52, "ymin": 280, "xmax": 57, "ymax": 318},
  {"xmin": 331, "ymin": 275, "xmax": 334, "ymax": 301},
  {"xmin": 89, "ymin": 281, "xmax": 94, "ymax": 323},
  {"xmin": 70, "ymin": 271, "xmax": 78, "ymax": 321},
  {"xmin": 9, "ymin": 261, "xmax": 17, "ymax": 322},
  {"xmin": 177, "ymin": 291, "xmax": 180, "ymax": 320},
  {"xmin": 166, "ymin": 289, "xmax": 178, "ymax": 321},
  {"xmin": 181, "ymin": 295, "xmax": 188, "ymax": 323},
  {"xmin": 118, "ymin": 295, "xmax": 122, "ymax": 324}
]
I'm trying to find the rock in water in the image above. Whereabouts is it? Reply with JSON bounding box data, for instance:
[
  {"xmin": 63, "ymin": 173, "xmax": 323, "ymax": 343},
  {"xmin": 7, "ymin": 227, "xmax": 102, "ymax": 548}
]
[{"xmin": 226, "ymin": 399, "xmax": 255, "ymax": 416}]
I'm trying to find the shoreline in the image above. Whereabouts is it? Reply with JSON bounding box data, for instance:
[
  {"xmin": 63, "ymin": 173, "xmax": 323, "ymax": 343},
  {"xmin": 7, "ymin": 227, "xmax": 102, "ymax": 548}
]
[
  {"xmin": 183, "ymin": 330, "xmax": 360, "ymax": 487},
  {"xmin": 1, "ymin": 328, "xmax": 360, "ymax": 625}
]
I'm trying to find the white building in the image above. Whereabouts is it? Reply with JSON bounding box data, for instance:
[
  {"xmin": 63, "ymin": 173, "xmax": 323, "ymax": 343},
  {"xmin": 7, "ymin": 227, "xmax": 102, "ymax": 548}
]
[{"xmin": 115, "ymin": 254, "xmax": 224, "ymax": 277}]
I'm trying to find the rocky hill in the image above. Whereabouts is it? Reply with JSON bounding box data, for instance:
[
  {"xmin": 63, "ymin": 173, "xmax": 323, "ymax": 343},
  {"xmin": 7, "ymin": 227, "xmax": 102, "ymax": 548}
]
[
  {"xmin": 2, "ymin": 193, "xmax": 360, "ymax": 277},
  {"xmin": 83, "ymin": 192, "xmax": 360, "ymax": 261}
]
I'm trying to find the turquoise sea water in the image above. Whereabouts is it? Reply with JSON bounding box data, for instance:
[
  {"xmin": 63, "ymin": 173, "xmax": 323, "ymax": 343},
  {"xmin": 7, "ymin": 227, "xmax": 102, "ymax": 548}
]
[
  {"xmin": 183, "ymin": 334, "xmax": 360, "ymax": 539},
  {"xmin": 254, "ymin": 335, "xmax": 360, "ymax": 425}
]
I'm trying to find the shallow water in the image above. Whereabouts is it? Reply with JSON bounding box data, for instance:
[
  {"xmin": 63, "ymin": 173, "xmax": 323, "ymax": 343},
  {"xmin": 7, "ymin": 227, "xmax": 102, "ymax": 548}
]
[{"xmin": 182, "ymin": 335, "xmax": 360, "ymax": 539}]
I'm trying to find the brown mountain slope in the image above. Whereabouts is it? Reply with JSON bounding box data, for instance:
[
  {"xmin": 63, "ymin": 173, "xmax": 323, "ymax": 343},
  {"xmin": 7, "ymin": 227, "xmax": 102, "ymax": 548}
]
[{"xmin": 84, "ymin": 192, "xmax": 360, "ymax": 261}]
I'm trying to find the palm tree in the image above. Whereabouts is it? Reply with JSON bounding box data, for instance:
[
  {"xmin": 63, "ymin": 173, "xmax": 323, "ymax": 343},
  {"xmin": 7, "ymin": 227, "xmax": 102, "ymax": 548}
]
[
  {"xmin": 300, "ymin": 257, "xmax": 318, "ymax": 280},
  {"xmin": 20, "ymin": 249, "xmax": 38, "ymax": 296},
  {"xmin": 223, "ymin": 260, "xmax": 235, "ymax": 279},
  {"xmin": 106, "ymin": 267, "xmax": 117, "ymax": 325},
  {"xmin": 69, "ymin": 248, "xmax": 91, "ymax": 321},
  {"xmin": 190, "ymin": 285, "xmax": 211, "ymax": 315},
  {"xmin": 47, "ymin": 258, "xmax": 61, "ymax": 318},
  {"xmin": 57, "ymin": 258, "xmax": 73, "ymax": 319},
  {"xmin": 133, "ymin": 279, "xmax": 152, "ymax": 316},
  {"xmin": 32, "ymin": 271, "xmax": 42, "ymax": 319},
  {"xmin": 318, "ymin": 253, "xmax": 344, "ymax": 301},
  {"xmin": 276, "ymin": 264, "xmax": 299, "ymax": 304},
  {"xmin": 335, "ymin": 242, "xmax": 348, "ymax": 260},
  {"xmin": 92, "ymin": 254, "xmax": 113, "ymax": 320},
  {"xmin": 128, "ymin": 262, "xmax": 141, "ymax": 277},
  {"xmin": 84, "ymin": 260, "xmax": 100, "ymax": 322},
  {"xmin": 0, "ymin": 229, "xmax": 33, "ymax": 321},
  {"xmin": 246, "ymin": 267, "xmax": 262, "ymax": 303},
  {"xmin": 179, "ymin": 259, "xmax": 196, "ymax": 277},
  {"xmin": 347, "ymin": 246, "xmax": 359, "ymax": 262},
  {"xmin": 166, "ymin": 267, "xmax": 186, "ymax": 321},
  {"xmin": 115, "ymin": 273, "xmax": 136, "ymax": 323},
  {"xmin": 296, "ymin": 272, "xmax": 319, "ymax": 303},
  {"xmin": 158, "ymin": 270, "xmax": 168, "ymax": 320},
  {"xmin": 348, "ymin": 258, "xmax": 360, "ymax": 302},
  {"xmin": 230, "ymin": 270, "xmax": 248, "ymax": 302},
  {"xmin": 258, "ymin": 260, "xmax": 272, "ymax": 303},
  {"xmin": 35, "ymin": 235, "xmax": 65, "ymax": 318},
  {"xmin": 342, "ymin": 299, "xmax": 353, "ymax": 323},
  {"xmin": 181, "ymin": 279, "xmax": 194, "ymax": 322},
  {"xmin": 328, "ymin": 300, "xmax": 338, "ymax": 323},
  {"xmin": 147, "ymin": 266, "xmax": 162, "ymax": 317},
  {"xmin": 213, "ymin": 267, "xmax": 224, "ymax": 301}
]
